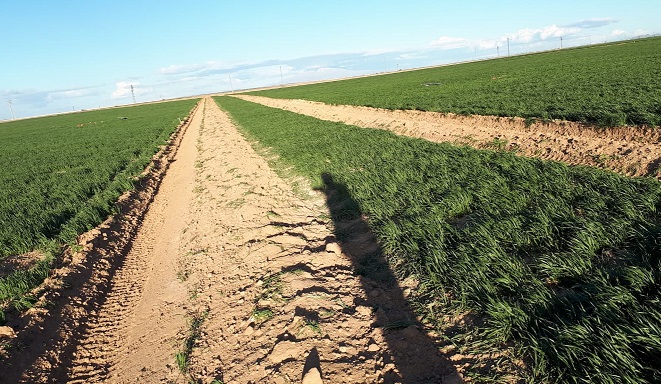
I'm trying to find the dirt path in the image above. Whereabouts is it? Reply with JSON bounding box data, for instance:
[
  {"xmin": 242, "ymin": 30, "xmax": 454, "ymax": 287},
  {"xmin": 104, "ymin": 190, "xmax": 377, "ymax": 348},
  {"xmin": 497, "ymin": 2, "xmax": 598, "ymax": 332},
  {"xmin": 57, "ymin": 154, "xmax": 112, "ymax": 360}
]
[
  {"xmin": 234, "ymin": 95, "xmax": 661, "ymax": 178},
  {"xmin": 2, "ymin": 97, "xmax": 462, "ymax": 383},
  {"xmin": 63, "ymin": 99, "xmax": 204, "ymax": 382},
  {"xmin": 176, "ymin": 98, "xmax": 459, "ymax": 383}
]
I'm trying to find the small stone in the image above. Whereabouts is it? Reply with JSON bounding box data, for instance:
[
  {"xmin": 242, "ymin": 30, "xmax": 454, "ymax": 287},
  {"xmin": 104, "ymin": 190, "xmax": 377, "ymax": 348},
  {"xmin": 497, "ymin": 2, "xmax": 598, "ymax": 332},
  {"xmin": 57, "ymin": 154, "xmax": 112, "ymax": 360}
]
[
  {"xmin": 367, "ymin": 343, "xmax": 379, "ymax": 352},
  {"xmin": 400, "ymin": 325, "xmax": 418, "ymax": 338},
  {"xmin": 369, "ymin": 289, "xmax": 381, "ymax": 298},
  {"xmin": 243, "ymin": 325, "xmax": 254, "ymax": 336},
  {"xmin": 0, "ymin": 326, "xmax": 16, "ymax": 339},
  {"xmin": 325, "ymin": 242, "xmax": 342, "ymax": 254},
  {"xmin": 355, "ymin": 306, "xmax": 371, "ymax": 317},
  {"xmin": 302, "ymin": 367, "xmax": 323, "ymax": 384},
  {"xmin": 441, "ymin": 373, "xmax": 463, "ymax": 384},
  {"xmin": 268, "ymin": 341, "xmax": 302, "ymax": 364}
]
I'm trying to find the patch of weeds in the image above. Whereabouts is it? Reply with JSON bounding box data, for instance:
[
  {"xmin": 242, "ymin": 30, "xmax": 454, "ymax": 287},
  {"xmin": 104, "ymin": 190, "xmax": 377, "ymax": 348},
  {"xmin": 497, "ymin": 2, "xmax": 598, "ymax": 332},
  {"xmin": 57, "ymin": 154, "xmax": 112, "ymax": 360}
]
[
  {"xmin": 626, "ymin": 162, "xmax": 641, "ymax": 175},
  {"xmin": 319, "ymin": 308, "xmax": 336, "ymax": 319},
  {"xmin": 0, "ymin": 255, "xmax": 53, "ymax": 323},
  {"xmin": 193, "ymin": 185, "xmax": 205, "ymax": 194},
  {"xmin": 484, "ymin": 137, "xmax": 508, "ymax": 151},
  {"xmin": 175, "ymin": 310, "xmax": 208, "ymax": 380},
  {"xmin": 68, "ymin": 243, "xmax": 84, "ymax": 253},
  {"xmin": 252, "ymin": 307, "xmax": 274, "ymax": 324},
  {"xmin": 591, "ymin": 153, "xmax": 618, "ymax": 164},
  {"xmin": 383, "ymin": 319, "xmax": 416, "ymax": 330},
  {"xmin": 226, "ymin": 198, "xmax": 246, "ymax": 208},
  {"xmin": 301, "ymin": 319, "xmax": 322, "ymax": 336},
  {"xmin": 254, "ymin": 273, "xmax": 285, "ymax": 304},
  {"xmin": 188, "ymin": 283, "xmax": 201, "ymax": 300},
  {"xmin": 333, "ymin": 297, "xmax": 350, "ymax": 309},
  {"xmin": 176, "ymin": 266, "xmax": 190, "ymax": 282},
  {"xmin": 266, "ymin": 210, "xmax": 281, "ymax": 220},
  {"xmin": 524, "ymin": 117, "xmax": 537, "ymax": 127}
]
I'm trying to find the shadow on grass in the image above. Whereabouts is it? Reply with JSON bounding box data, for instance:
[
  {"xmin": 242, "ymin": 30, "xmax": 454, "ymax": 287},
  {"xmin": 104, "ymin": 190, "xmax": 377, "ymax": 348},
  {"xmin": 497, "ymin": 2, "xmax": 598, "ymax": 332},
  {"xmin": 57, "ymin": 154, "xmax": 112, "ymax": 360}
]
[{"xmin": 319, "ymin": 173, "xmax": 459, "ymax": 384}]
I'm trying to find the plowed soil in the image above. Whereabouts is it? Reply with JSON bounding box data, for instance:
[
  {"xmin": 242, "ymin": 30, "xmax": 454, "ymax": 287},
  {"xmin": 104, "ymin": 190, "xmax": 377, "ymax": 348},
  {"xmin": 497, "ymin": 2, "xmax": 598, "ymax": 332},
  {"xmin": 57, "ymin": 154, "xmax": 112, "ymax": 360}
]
[
  {"xmin": 234, "ymin": 95, "xmax": 661, "ymax": 179},
  {"xmin": 0, "ymin": 98, "xmax": 462, "ymax": 383}
]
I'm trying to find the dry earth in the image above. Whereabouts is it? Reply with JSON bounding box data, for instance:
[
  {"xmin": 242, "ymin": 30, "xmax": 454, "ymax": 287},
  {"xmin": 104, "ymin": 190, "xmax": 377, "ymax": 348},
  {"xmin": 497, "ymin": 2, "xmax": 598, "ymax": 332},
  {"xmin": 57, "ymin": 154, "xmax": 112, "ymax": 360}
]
[
  {"xmin": 233, "ymin": 95, "xmax": 661, "ymax": 179},
  {"xmin": 0, "ymin": 98, "xmax": 463, "ymax": 383}
]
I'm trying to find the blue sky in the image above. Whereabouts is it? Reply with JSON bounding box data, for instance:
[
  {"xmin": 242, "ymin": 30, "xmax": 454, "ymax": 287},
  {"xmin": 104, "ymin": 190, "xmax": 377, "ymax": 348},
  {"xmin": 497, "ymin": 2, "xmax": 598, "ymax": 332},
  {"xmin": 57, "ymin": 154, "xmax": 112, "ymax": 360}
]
[{"xmin": 1, "ymin": 0, "xmax": 659, "ymax": 119}]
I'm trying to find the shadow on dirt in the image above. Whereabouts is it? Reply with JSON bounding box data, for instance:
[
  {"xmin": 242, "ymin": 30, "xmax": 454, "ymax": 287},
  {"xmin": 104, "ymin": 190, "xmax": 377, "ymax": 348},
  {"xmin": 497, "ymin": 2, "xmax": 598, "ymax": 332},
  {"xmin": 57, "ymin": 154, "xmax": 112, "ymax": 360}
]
[{"xmin": 319, "ymin": 173, "xmax": 460, "ymax": 384}]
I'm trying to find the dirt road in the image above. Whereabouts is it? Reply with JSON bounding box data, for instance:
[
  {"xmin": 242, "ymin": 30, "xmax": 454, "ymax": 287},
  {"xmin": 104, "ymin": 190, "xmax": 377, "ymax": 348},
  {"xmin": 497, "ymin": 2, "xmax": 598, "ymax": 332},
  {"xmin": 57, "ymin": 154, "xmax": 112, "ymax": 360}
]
[
  {"xmin": 2, "ymin": 98, "xmax": 460, "ymax": 383},
  {"xmin": 234, "ymin": 95, "xmax": 661, "ymax": 179}
]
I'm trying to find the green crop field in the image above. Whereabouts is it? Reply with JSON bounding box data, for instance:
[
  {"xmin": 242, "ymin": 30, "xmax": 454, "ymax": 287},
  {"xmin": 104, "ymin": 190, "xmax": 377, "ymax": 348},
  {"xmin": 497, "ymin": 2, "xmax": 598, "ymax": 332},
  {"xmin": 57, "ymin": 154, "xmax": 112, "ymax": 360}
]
[
  {"xmin": 0, "ymin": 99, "xmax": 198, "ymax": 319},
  {"xmin": 215, "ymin": 96, "xmax": 661, "ymax": 383},
  {"xmin": 248, "ymin": 37, "xmax": 661, "ymax": 128}
]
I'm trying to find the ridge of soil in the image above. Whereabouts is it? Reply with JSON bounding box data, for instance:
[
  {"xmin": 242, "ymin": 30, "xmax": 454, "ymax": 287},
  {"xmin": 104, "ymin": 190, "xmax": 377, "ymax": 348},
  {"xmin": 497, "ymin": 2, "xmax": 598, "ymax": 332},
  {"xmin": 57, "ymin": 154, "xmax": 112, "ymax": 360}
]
[
  {"xmin": 233, "ymin": 95, "xmax": 661, "ymax": 179},
  {"xmin": 0, "ymin": 101, "xmax": 200, "ymax": 383}
]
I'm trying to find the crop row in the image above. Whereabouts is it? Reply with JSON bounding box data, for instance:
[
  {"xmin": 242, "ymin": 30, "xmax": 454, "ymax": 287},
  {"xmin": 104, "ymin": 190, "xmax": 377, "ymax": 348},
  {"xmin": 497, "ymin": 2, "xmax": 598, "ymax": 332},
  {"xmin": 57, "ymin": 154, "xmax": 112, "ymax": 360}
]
[
  {"xmin": 214, "ymin": 96, "xmax": 660, "ymax": 383},
  {"xmin": 0, "ymin": 100, "xmax": 198, "ymax": 319},
  {"xmin": 249, "ymin": 37, "xmax": 661, "ymax": 128}
]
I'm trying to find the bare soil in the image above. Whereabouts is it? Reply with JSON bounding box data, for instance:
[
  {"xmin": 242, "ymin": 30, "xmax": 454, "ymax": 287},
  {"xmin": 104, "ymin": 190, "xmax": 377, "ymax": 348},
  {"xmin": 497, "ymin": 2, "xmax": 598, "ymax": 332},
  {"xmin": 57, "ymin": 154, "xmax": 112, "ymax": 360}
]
[
  {"xmin": 0, "ymin": 98, "xmax": 463, "ymax": 383},
  {"xmin": 234, "ymin": 95, "xmax": 661, "ymax": 178}
]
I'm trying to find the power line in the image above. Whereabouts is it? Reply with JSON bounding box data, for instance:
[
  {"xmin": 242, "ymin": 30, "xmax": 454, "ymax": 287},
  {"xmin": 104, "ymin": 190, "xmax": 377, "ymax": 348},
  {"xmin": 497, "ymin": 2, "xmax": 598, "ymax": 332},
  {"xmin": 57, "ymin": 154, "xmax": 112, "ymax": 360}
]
[
  {"xmin": 130, "ymin": 85, "xmax": 136, "ymax": 104},
  {"xmin": 6, "ymin": 100, "xmax": 15, "ymax": 119}
]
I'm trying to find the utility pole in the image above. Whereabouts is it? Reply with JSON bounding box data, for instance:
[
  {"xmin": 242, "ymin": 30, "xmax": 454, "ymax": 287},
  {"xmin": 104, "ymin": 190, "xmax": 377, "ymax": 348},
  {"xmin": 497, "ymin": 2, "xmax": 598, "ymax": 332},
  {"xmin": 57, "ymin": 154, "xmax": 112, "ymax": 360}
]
[
  {"xmin": 7, "ymin": 100, "xmax": 15, "ymax": 120},
  {"xmin": 507, "ymin": 38, "xmax": 510, "ymax": 56},
  {"xmin": 497, "ymin": 45, "xmax": 500, "ymax": 57},
  {"xmin": 560, "ymin": 37, "xmax": 563, "ymax": 49},
  {"xmin": 130, "ymin": 85, "xmax": 136, "ymax": 104}
]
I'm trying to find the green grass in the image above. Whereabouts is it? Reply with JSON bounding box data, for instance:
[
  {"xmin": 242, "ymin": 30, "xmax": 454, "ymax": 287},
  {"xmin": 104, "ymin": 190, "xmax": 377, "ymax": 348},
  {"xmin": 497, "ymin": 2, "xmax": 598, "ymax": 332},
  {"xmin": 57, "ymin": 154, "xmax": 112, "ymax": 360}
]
[
  {"xmin": 176, "ymin": 310, "xmax": 208, "ymax": 380},
  {"xmin": 0, "ymin": 99, "xmax": 198, "ymax": 321},
  {"xmin": 214, "ymin": 96, "xmax": 661, "ymax": 384},
  {"xmin": 248, "ymin": 37, "xmax": 661, "ymax": 127},
  {"xmin": 0, "ymin": 100, "xmax": 197, "ymax": 258}
]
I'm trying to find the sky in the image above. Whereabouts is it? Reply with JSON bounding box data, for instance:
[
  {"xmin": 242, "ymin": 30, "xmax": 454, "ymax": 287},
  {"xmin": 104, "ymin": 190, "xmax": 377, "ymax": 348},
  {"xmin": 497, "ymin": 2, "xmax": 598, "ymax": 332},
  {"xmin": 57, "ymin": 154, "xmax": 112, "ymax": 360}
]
[{"xmin": 1, "ymin": 0, "xmax": 659, "ymax": 120}]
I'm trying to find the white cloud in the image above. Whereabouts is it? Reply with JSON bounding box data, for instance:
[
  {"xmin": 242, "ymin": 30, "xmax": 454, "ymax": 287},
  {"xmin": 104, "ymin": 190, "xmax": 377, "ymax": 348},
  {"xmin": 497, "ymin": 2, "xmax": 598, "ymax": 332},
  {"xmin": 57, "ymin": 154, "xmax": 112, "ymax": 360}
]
[
  {"xmin": 49, "ymin": 89, "xmax": 93, "ymax": 99},
  {"xmin": 565, "ymin": 18, "xmax": 619, "ymax": 29},
  {"xmin": 160, "ymin": 62, "xmax": 222, "ymax": 75},
  {"xmin": 399, "ymin": 53, "xmax": 427, "ymax": 59},
  {"xmin": 111, "ymin": 81, "xmax": 152, "ymax": 99},
  {"xmin": 611, "ymin": 29, "xmax": 626, "ymax": 36},
  {"xmin": 506, "ymin": 24, "xmax": 581, "ymax": 43},
  {"xmin": 430, "ymin": 36, "xmax": 469, "ymax": 50}
]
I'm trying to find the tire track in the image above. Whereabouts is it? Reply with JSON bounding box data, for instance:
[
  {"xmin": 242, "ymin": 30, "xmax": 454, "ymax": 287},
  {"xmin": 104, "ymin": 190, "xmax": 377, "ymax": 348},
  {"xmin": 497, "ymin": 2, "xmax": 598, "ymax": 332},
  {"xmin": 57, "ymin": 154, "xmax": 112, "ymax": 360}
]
[{"xmin": 0, "ymin": 101, "xmax": 200, "ymax": 383}]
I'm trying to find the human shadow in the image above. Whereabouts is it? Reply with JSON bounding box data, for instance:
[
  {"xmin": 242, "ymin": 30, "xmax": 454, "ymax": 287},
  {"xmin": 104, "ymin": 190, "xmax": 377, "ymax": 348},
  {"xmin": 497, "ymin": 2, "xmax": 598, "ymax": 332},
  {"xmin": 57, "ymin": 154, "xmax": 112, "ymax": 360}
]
[{"xmin": 319, "ymin": 173, "xmax": 460, "ymax": 384}]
